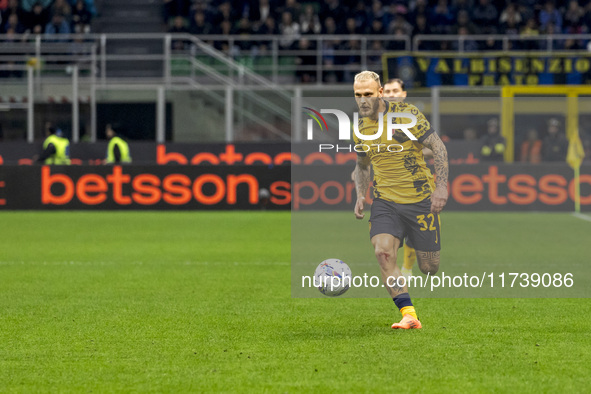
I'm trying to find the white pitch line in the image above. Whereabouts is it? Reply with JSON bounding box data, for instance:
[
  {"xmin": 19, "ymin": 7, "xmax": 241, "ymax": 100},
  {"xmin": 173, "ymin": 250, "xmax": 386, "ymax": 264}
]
[{"xmin": 572, "ymin": 212, "xmax": 591, "ymax": 222}]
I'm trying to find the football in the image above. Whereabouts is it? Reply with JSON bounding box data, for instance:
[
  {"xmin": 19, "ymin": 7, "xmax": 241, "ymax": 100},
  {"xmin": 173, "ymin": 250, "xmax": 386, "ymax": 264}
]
[{"xmin": 314, "ymin": 259, "xmax": 352, "ymax": 297}]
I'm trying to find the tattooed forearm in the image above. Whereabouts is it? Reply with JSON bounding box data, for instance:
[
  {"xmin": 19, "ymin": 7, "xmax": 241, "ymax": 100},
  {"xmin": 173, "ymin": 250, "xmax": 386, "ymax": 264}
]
[
  {"xmin": 355, "ymin": 155, "xmax": 371, "ymax": 199},
  {"xmin": 422, "ymin": 133, "xmax": 449, "ymax": 189}
]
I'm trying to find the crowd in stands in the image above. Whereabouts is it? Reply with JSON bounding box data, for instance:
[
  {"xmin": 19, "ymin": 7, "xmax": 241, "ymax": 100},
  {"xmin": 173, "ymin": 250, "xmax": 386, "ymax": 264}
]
[
  {"xmin": 0, "ymin": 0, "xmax": 94, "ymax": 35},
  {"xmin": 465, "ymin": 116, "xmax": 589, "ymax": 163},
  {"xmin": 164, "ymin": 0, "xmax": 591, "ymax": 51}
]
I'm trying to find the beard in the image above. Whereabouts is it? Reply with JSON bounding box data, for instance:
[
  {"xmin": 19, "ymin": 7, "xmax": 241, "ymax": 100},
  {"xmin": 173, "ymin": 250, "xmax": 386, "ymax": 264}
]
[{"xmin": 357, "ymin": 97, "xmax": 380, "ymax": 118}]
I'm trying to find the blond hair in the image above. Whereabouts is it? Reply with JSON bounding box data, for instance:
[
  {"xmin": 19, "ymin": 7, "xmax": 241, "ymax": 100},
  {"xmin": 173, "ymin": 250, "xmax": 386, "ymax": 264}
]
[{"xmin": 354, "ymin": 71, "xmax": 381, "ymax": 87}]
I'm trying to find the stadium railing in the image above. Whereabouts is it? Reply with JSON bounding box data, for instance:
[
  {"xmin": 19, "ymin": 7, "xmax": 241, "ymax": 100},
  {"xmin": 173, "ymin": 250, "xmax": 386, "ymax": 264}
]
[
  {"xmin": 0, "ymin": 33, "xmax": 410, "ymax": 84},
  {"xmin": 2, "ymin": 32, "xmax": 590, "ymax": 143}
]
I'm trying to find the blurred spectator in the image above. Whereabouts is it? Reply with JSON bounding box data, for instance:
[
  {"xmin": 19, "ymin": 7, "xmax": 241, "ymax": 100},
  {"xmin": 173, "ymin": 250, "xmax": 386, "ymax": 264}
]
[
  {"xmin": 539, "ymin": 0, "xmax": 562, "ymax": 32},
  {"xmin": 544, "ymin": 22, "xmax": 558, "ymax": 39},
  {"xmin": 71, "ymin": 0, "xmax": 91, "ymax": 33},
  {"xmin": 454, "ymin": 0, "xmax": 471, "ymax": 14},
  {"xmin": 409, "ymin": 0, "xmax": 429, "ymax": 22},
  {"xmin": 321, "ymin": 17, "xmax": 340, "ymax": 82},
  {"xmin": 542, "ymin": 118, "xmax": 568, "ymax": 161},
  {"xmin": 563, "ymin": 38, "xmax": 583, "ymax": 50},
  {"xmin": 50, "ymin": 0, "xmax": 70, "ymax": 19},
  {"xmin": 234, "ymin": 17, "xmax": 252, "ymax": 50},
  {"xmin": 517, "ymin": 0, "xmax": 539, "ymax": 22},
  {"xmin": 343, "ymin": 17, "xmax": 360, "ymax": 34},
  {"xmin": 501, "ymin": 11, "xmax": 521, "ymax": 36},
  {"xmin": 341, "ymin": 39, "xmax": 361, "ymax": 82},
  {"xmin": 388, "ymin": 27, "xmax": 407, "ymax": 50},
  {"xmin": 321, "ymin": 40, "xmax": 338, "ymax": 83},
  {"xmin": 1, "ymin": 0, "xmax": 22, "ymax": 27},
  {"xmin": 254, "ymin": 15, "xmax": 278, "ymax": 52},
  {"xmin": 320, "ymin": 0, "xmax": 345, "ymax": 28},
  {"xmin": 480, "ymin": 118, "xmax": 506, "ymax": 162},
  {"xmin": 481, "ymin": 36, "xmax": 503, "ymax": 50},
  {"xmin": 278, "ymin": 0, "xmax": 300, "ymax": 23},
  {"xmin": 454, "ymin": 10, "xmax": 476, "ymax": 35},
  {"xmin": 2, "ymin": 12, "xmax": 25, "ymax": 33},
  {"xmin": 521, "ymin": 17, "xmax": 540, "ymax": 50},
  {"xmin": 429, "ymin": 0, "xmax": 455, "ymax": 34},
  {"xmin": 31, "ymin": 22, "xmax": 41, "ymax": 34},
  {"xmin": 388, "ymin": 13, "xmax": 412, "ymax": 36},
  {"xmin": 499, "ymin": 3, "xmax": 522, "ymax": 26},
  {"xmin": 463, "ymin": 128, "xmax": 478, "ymax": 141},
  {"xmin": 213, "ymin": 1, "xmax": 234, "ymax": 26},
  {"xmin": 351, "ymin": 2, "xmax": 368, "ymax": 33},
  {"xmin": 169, "ymin": 15, "xmax": 188, "ymax": 50},
  {"xmin": 300, "ymin": 4, "xmax": 320, "ymax": 35},
  {"xmin": 456, "ymin": 27, "xmax": 478, "ymax": 51},
  {"xmin": 369, "ymin": 0, "xmax": 386, "ymax": 26},
  {"xmin": 189, "ymin": 11, "xmax": 211, "ymax": 35},
  {"xmin": 563, "ymin": 0, "xmax": 584, "ymax": 33},
  {"xmin": 279, "ymin": 11, "xmax": 299, "ymax": 49},
  {"xmin": 368, "ymin": 39, "xmax": 384, "ymax": 63},
  {"xmin": 0, "ymin": 25, "xmax": 24, "ymax": 78},
  {"xmin": 295, "ymin": 38, "xmax": 316, "ymax": 83},
  {"xmin": 25, "ymin": 2, "xmax": 49, "ymax": 32},
  {"xmin": 412, "ymin": 14, "xmax": 432, "ymax": 50},
  {"xmin": 368, "ymin": 18, "xmax": 385, "ymax": 35},
  {"xmin": 472, "ymin": 0, "xmax": 498, "ymax": 33},
  {"xmin": 45, "ymin": 12, "xmax": 70, "ymax": 35},
  {"xmin": 322, "ymin": 16, "xmax": 337, "ymax": 35},
  {"xmin": 213, "ymin": 20, "xmax": 233, "ymax": 53},
  {"xmin": 21, "ymin": 0, "xmax": 50, "ymax": 12},
  {"xmin": 520, "ymin": 128, "xmax": 542, "ymax": 163},
  {"xmin": 257, "ymin": 15, "xmax": 278, "ymax": 35},
  {"xmin": 249, "ymin": 0, "xmax": 274, "ymax": 32}
]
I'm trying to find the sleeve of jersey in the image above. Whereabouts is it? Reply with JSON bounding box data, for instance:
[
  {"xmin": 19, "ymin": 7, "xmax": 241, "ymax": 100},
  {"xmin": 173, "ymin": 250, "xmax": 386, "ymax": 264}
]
[
  {"xmin": 353, "ymin": 133, "xmax": 366, "ymax": 157},
  {"xmin": 412, "ymin": 110, "xmax": 435, "ymax": 144}
]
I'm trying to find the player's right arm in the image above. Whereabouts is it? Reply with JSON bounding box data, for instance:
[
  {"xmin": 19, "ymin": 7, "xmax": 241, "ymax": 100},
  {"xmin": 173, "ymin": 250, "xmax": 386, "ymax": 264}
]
[{"xmin": 354, "ymin": 153, "xmax": 371, "ymax": 219}]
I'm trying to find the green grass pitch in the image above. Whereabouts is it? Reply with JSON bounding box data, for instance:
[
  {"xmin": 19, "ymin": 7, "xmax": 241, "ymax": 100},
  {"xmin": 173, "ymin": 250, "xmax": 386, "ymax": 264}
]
[{"xmin": 0, "ymin": 211, "xmax": 590, "ymax": 392}]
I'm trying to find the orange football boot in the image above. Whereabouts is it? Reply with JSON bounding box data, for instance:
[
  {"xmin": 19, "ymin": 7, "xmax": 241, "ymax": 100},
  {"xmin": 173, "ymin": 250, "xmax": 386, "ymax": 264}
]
[{"xmin": 391, "ymin": 314, "xmax": 422, "ymax": 329}]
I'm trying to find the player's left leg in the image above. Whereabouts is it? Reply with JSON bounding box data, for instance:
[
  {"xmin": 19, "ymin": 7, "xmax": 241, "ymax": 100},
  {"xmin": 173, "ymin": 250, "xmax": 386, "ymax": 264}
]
[
  {"xmin": 372, "ymin": 234, "xmax": 421, "ymax": 330},
  {"xmin": 401, "ymin": 239, "xmax": 416, "ymax": 279}
]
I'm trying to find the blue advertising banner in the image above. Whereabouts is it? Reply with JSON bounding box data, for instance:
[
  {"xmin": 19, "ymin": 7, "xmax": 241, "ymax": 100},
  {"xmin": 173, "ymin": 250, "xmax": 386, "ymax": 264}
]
[{"xmin": 383, "ymin": 52, "xmax": 591, "ymax": 88}]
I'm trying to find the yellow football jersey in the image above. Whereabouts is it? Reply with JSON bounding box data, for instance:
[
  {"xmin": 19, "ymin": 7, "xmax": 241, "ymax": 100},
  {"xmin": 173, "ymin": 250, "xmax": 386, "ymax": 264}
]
[{"xmin": 353, "ymin": 100, "xmax": 435, "ymax": 204}]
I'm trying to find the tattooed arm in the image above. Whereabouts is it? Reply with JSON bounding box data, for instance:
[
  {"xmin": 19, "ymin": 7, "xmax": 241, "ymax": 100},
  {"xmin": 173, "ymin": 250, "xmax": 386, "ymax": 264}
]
[
  {"xmin": 354, "ymin": 154, "xmax": 371, "ymax": 219},
  {"xmin": 421, "ymin": 132, "xmax": 449, "ymax": 214}
]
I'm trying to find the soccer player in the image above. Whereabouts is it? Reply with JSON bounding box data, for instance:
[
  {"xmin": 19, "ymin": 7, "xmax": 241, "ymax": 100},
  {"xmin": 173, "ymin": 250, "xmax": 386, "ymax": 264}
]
[
  {"xmin": 382, "ymin": 78, "xmax": 407, "ymax": 102},
  {"xmin": 352, "ymin": 71, "xmax": 449, "ymax": 329},
  {"xmin": 381, "ymin": 78, "xmax": 429, "ymax": 280}
]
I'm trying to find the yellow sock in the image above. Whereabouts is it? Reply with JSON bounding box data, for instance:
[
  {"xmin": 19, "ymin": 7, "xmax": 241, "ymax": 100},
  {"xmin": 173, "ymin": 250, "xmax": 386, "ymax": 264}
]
[
  {"xmin": 403, "ymin": 246, "xmax": 416, "ymax": 270},
  {"xmin": 400, "ymin": 306, "xmax": 417, "ymax": 320}
]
